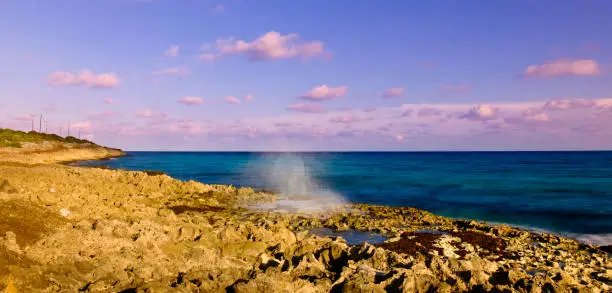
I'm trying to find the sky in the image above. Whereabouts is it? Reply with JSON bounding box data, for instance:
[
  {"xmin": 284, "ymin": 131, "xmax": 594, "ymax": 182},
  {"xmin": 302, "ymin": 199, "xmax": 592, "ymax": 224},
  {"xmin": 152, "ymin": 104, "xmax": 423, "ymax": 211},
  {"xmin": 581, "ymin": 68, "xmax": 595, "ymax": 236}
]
[{"xmin": 1, "ymin": 0, "xmax": 612, "ymax": 151}]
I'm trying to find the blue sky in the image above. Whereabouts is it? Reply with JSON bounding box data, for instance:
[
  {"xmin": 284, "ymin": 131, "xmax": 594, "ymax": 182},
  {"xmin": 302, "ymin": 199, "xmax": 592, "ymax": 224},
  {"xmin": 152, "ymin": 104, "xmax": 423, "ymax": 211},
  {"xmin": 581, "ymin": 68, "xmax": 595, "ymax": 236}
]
[{"xmin": 1, "ymin": 0, "xmax": 611, "ymax": 150}]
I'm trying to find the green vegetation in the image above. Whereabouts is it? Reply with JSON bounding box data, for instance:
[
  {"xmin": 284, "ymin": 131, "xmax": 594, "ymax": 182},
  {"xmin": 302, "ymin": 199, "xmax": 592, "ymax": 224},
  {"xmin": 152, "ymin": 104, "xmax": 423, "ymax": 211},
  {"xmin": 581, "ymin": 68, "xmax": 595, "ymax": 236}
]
[{"xmin": 0, "ymin": 128, "xmax": 92, "ymax": 148}]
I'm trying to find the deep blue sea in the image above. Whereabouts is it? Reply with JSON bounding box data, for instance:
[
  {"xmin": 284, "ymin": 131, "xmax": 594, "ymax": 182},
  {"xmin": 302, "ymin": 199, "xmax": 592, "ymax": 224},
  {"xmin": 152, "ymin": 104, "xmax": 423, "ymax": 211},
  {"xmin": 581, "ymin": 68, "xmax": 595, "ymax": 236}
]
[{"xmin": 80, "ymin": 151, "xmax": 612, "ymax": 245}]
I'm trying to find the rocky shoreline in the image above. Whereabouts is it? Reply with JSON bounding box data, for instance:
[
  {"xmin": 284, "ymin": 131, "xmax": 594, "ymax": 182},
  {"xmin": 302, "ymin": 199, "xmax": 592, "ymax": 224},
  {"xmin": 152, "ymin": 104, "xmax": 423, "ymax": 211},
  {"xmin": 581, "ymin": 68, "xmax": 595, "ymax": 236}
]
[{"xmin": 0, "ymin": 147, "xmax": 610, "ymax": 292}]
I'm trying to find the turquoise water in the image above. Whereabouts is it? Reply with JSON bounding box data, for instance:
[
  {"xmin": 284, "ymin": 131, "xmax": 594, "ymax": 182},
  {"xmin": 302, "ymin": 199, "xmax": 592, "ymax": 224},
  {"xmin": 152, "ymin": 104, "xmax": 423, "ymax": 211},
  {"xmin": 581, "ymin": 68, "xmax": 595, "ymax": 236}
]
[{"xmin": 81, "ymin": 151, "xmax": 612, "ymax": 244}]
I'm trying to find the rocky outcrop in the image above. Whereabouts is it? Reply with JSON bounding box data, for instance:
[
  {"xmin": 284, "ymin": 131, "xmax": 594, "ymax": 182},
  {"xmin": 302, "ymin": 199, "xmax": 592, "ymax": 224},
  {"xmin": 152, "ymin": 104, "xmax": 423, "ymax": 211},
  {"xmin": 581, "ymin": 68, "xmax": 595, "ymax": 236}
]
[{"xmin": 0, "ymin": 163, "xmax": 609, "ymax": 292}]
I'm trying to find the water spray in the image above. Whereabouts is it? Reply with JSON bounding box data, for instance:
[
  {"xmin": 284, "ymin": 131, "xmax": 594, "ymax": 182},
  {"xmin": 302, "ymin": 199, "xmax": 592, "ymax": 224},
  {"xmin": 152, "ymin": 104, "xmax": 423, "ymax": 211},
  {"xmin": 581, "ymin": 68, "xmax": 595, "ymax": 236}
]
[{"xmin": 253, "ymin": 153, "xmax": 348, "ymax": 213}]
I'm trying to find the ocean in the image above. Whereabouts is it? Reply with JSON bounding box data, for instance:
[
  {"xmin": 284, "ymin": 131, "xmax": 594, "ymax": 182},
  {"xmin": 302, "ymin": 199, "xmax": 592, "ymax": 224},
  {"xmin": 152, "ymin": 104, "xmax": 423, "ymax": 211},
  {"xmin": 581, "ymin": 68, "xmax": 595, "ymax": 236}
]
[{"xmin": 79, "ymin": 151, "xmax": 612, "ymax": 245}]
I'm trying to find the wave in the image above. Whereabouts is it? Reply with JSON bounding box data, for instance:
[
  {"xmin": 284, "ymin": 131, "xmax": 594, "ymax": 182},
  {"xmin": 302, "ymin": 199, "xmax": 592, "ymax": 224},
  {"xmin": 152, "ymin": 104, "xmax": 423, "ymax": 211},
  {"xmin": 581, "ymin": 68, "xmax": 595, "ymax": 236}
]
[{"xmin": 486, "ymin": 221, "xmax": 612, "ymax": 246}]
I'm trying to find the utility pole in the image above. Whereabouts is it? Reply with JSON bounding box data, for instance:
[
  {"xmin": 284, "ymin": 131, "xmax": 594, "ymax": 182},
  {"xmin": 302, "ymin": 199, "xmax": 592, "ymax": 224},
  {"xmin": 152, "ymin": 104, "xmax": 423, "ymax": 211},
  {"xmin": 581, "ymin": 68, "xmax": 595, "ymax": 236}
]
[
  {"xmin": 45, "ymin": 120, "xmax": 48, "ymax": 133},
  {"xmin": 31, "ymin": 117, "xmax": 34, "ymax": 132},
  {"xmin": 68, "ymin": 123, "xmax": 71, "ymax": 137},
  {"xmin": 39, "ymin": 113, "xmax": 43, "ymax": 132},
  {"xmin": 60, "ymin": 127, "xmax": 63, "ymax": 137},
  {"xmin": 78, "ymin": 128, "xmax": 81, "ymax": 139}
]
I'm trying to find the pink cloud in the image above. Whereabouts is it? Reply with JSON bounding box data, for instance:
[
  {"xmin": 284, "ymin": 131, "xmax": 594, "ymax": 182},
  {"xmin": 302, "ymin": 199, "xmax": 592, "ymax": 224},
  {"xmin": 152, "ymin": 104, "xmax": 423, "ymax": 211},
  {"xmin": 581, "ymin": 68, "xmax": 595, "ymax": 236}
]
[
  {"xmin": 170, "ymin": 120, "xmax": 204, "ymax": 134},
  {"xmin": 245, "ymin": 94, "xmax": 254, "ymax": 102},
  {"xmin": 136, "ymin": 109, "xmax": 168, "ymax": 119},
  {"xmin": 287, "ymin": 103, "xmax": 326, "ymax": 113},
  {"xmin": 165, "ymin": 45, "xmax": 179, "ymax": 58},
  {"xmin": 88, "ymin": 111, "xmax": 120, "ymax": 120},
  {"xmin": 152, "ymin": 66, "xmax": 190, "ymax": 76},
  {"xmin": 14, "ymin": 114, "xmax": 35, "ymax": 121},
  {"xmin": 528, "ymin": 113, "xmax": 550, "ymax": 122},
  {"xmin": 395, "ymin": 135, "xmax": 405, "ymax": 141},
  {"xmin": 70, "ymin": 121, "xmax": 92, "ymax": 130},
  {"xmin": 461, "ymin": 104, "xmax": 498, "ymax": 121},
  {"xmin": 382, "ymin": 88, "xmax": 404, "ymax": 98},
  {"xmin": 542, "ymin": 98, "xmax": 597, "ymax": 110},
  {"xmin": 330, "ymin": 114, "xmax": 357, "ymax": 124},
  {"xmin": 298, "ymin": 85, "xmax": 348, "ymax": 101},
  {"xmin": 47, "ymin": 69, "xmax": 120, "ymax": 88},
  {"xmin": 522, "ymin": 59, "xmax": 600, "ymax": 78},
  {"xmin": 417, "ymin": 107, "xmax": 443, "ymax": 117},
  {"xmin": 201, "ymin": 31, "xmax": 329, "ymax": 62},
  {"xmin": 504, "ymin": 112, "xmax": 550, "ymax": 125},
  {"xmin": 596, "ymin": 99, "xmax": 612, "ymax": 109},
  {"xmin": 103, "ymin": 98, "xmax": 116, "ymax": 104},
  {"xmin": 199, "ymin": 53, "xmax": 217, "ymax": 62},
  {"xmin": 178, "ymin": 96, "xmax": 204, "ymax": 105},
  {"xmin": 402, "ymin": 109, "xmax": 414, "ymax": 117},
  {"xmin": 443, "ymin": 84, "xmax": 472, "ymax": 93},
  {"xmin": 224, "ymin": 96, "xmax": 242, "ymax": 104}
]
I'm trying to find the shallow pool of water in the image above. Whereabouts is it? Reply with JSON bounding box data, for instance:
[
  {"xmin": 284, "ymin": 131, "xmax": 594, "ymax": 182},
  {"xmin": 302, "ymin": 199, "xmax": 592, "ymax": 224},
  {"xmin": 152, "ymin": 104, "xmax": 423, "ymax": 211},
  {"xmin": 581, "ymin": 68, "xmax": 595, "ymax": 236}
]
[{"xmin": 309, "ymin": 227, "xmax": 387, "ymax": 245}]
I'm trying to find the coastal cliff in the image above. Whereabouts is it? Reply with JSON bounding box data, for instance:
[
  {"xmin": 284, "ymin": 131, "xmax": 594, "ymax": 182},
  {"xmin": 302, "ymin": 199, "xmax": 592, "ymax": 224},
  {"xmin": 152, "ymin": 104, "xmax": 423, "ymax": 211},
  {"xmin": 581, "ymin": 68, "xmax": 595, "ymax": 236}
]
[
  {"xmin": 0, "ymin": 130, "xmax": 609, "ymax": 292},
  {"xmin": 0, "ymin": 128, "xmax": 124, "ymax": 165}
]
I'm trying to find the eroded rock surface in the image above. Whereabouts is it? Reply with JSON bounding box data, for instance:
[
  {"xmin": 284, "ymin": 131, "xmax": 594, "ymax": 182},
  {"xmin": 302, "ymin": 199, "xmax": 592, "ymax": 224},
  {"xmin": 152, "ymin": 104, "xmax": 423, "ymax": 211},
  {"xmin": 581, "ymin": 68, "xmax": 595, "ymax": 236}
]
[{"xmin": 0, "ymin": 162, "xmax": 609, "ymax": 292}]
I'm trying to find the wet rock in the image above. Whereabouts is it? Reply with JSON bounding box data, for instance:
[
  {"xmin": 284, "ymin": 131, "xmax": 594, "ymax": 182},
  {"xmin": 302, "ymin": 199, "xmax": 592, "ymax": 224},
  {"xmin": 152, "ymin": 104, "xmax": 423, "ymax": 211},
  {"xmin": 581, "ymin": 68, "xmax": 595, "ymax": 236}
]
[{"xmin": 598, "ymin": 245, "xmax": 612, "ymax": 254}]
